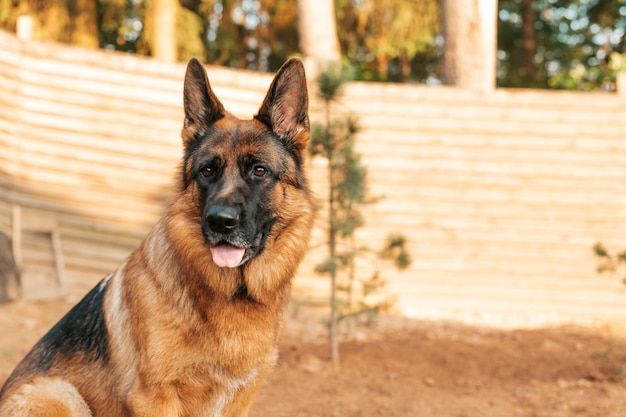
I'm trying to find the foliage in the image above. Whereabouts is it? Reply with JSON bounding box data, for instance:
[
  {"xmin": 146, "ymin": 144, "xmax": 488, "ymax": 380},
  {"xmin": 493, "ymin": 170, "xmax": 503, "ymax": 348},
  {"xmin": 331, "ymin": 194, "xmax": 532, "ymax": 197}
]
[
  {"xmin": 498, "ymin": 0, "xmax": 626, "ymax": 90},
  {"xmin": 0, "ymin": 0, "xmax": 99, "ymax": 47},
  {"xmin": 380, "ymin": 234, "xmax": 412, "ymax": 270},
  {"xmin": 3, "ymin": 0, "xmax": 624, "ymax": 89},
  {"xmin": 548, "ymin": 51, "xmax": 626, "ymax": 89},
  {"xmin": 593, "ymin": 242, "xmax": 626, "ymax": 285},
  {"xmin": 196, "ymin": 0, "xmax": 295, "ymax": 70},
  {"xmin": 138, "ymin": 0, "xmax": 207, "ymax": 61},
  {"xmin": 335, "ymin": 0, "xmax": 440, "ymax": 82},
  {"xmin": 0, "ymin": 0, "xmax": 440, "ymax": 79},
  {"xmin": 98, "ymin": 0, "xmax": 145, "ymax": 53},
  {"xmin": 309, "ymin": 63, "xmax": 411, "ymax": 363},
  {"xmin": 0, "ymin": 0, "xmax": 295, "ymax": 70}
]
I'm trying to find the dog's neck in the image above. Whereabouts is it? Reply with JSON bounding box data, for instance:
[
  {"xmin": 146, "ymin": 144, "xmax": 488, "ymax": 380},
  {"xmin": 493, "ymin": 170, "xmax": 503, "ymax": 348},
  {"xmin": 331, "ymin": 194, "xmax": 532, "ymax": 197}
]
[{"xmin": 136, "ymin": 211, "xmax": 288, "ymax": 309}]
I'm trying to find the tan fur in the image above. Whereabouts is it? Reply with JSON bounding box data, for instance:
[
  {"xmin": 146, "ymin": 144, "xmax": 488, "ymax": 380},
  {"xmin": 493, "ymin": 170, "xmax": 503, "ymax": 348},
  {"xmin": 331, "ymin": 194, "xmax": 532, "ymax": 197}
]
[
  {"xmin": 0, "ymin": 58, "xmax": 313, "ymax": 417},
  {"xmin": 0, "ymin": 378, "xmax": 92, "ymax": 417}
]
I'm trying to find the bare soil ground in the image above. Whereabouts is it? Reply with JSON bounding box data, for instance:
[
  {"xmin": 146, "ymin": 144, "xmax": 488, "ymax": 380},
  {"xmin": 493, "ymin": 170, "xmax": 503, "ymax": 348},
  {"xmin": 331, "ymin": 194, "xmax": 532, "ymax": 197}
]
[{"xmin": 1, "ymin": 298, "xmax": 625, "ymax": 417}]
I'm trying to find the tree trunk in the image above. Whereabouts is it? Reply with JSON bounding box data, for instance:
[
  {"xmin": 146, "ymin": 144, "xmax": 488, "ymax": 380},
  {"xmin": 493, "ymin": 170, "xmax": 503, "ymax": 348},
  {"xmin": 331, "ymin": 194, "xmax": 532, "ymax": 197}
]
[
  {"xmin": 151, "ymin": 0, "xmax": 177, "ymax": 62},
  {"xmin": 441, "ymin": 0, "xmax": 497, "ymax": 91},
  {"xmin": 520, "ymin": 0, "xmax": 537, "ymax": 85},
  {"xmin": 18, "ymin": 0, "xmax": 98, "ymax": 47},
  {"xmin": 325, "ymin": 98, "xmax": 340, "ymax": 365},
  {"xmin": 68, "ymin": 0, "xmax": 99, "ymax": 48},
  {"xmin": 296, "ymin": 0, "xmax": 341, "ymax": 78}
]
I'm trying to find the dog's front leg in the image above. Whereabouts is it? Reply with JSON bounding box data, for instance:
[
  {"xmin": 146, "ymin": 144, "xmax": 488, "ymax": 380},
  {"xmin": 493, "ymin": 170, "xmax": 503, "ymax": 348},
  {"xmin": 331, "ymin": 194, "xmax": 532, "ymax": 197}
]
[{"xmin": 219, "ymin": 380, "xmax": 264, "ymax": 417}]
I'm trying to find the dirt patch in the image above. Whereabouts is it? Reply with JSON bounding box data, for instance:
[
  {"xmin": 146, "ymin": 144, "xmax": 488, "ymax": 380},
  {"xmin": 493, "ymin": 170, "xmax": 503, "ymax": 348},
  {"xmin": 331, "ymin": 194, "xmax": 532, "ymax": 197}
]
[{"xmin": 1, "ymin": 299, "xmax": 625, "ymax": 417}]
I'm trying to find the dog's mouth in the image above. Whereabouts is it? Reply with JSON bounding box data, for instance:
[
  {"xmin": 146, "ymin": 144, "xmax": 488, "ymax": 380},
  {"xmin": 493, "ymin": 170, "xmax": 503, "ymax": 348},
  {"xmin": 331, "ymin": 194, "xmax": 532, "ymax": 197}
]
[
  {"xmin": 210, "ymin": 243, "xmax": 246, "ymax": 268},
  {"xmin": 208, "ymin": 220, "xmax": 275, "ymax": 268}
]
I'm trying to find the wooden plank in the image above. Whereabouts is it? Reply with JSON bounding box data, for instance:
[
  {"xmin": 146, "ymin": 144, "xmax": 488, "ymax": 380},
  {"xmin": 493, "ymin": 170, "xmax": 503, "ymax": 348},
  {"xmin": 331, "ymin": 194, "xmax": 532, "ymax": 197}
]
[{"xmin": 1, "ymin": 29, "xmax": 626, "ymax": 322}]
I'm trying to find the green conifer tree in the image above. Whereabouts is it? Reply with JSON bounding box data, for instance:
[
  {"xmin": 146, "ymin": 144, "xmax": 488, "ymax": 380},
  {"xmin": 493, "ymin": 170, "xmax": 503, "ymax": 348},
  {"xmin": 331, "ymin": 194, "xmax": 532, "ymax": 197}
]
[{"xmin": 309, "ymin": 64, "xmax": 410, "ymax": 364}]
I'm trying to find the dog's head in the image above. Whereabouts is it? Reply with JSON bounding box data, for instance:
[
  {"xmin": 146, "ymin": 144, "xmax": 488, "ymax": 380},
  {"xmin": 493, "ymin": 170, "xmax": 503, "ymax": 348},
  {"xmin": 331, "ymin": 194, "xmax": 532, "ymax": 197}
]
[{"xmin": 179, "ymin": 58, "xmax": 311, "ymax": 270}]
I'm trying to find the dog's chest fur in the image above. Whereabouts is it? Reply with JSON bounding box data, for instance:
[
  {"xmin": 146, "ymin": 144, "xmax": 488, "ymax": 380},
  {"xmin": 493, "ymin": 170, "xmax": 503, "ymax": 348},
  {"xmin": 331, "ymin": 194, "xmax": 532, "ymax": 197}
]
[{"xmin": 102, "ymin": 253, "xmax": 281, "ymax": 416}]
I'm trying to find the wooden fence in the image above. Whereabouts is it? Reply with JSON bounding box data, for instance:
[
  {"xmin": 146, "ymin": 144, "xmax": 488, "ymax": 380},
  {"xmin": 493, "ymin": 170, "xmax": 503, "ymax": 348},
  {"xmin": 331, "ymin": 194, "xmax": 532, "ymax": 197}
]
[{"xmin": 1, "ymin": 29, "xmax": 626, "ymax": 325}]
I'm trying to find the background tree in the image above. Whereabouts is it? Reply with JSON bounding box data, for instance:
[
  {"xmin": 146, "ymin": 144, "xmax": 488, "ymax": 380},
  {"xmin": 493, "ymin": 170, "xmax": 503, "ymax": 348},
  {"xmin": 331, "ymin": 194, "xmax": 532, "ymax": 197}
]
[
  {"xmin": 309, "ymin": 65, "xmax": 359, "ymax": 364},
  {"xmin": 335, "ymin": 0, "xmax": 440, "ymax": 82},
  {"xmin": 0, "ymin": 0, "xmax": 99, "ymax": 47},
  {"xmin": 441, "ymin": 0, "xmax": 498, "ymax": 90},
  {"xmin": 97, "ymin": 0, "xmax": 143, "ymax": 53},
  {"xmin": 520, "ymin": 0, "xmax": 538, "ymax": 84},
  {"xmin": 140, "ymin": 0, "xmax": 205, "ymax": 62},
  {"xmin": 185, "ymin": 0, "xmax": 298, "ymax": 71},
  {"xmin": 296, "ymin": 0, "xmax": 341, "ymax": 77},
  {"xmin": 2, "ymin": 0, "xmax": 624, "ymax": 89},
  {"xmin": 498, "ymin": 0, "xmax": 626, "ymax": 90},
  {"xmin": 309, "ymin": 65, "xmax": 411, "ymax": 364},
  {"xmin": 148, "ymin": 0, "xmax": 177, "ymax": 61}
]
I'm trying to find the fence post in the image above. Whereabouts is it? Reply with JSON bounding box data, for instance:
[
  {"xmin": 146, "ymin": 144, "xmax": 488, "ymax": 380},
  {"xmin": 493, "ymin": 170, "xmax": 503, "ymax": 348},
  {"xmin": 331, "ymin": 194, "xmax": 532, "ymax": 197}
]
[{"xmin": 16, "ymin": 15, "xmax": 33, "ymax": 41}]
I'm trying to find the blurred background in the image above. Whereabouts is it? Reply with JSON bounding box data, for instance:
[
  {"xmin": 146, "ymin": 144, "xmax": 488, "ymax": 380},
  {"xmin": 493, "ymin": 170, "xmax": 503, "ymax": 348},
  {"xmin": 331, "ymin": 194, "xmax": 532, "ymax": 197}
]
[
  {"xmin": 0, "ymin": 0, "xmax": 625, "ymax": 326},
  {"xmin": 0, "ymin": 0, "xmax": 625, "ymax": 88}
]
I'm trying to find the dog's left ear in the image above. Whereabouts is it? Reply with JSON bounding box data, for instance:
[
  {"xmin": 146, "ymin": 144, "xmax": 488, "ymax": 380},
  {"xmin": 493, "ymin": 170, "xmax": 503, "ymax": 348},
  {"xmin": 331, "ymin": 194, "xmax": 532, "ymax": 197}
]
[{"xmin": 255, "ymin": 58, "xmax": 309, "ymax": 155}]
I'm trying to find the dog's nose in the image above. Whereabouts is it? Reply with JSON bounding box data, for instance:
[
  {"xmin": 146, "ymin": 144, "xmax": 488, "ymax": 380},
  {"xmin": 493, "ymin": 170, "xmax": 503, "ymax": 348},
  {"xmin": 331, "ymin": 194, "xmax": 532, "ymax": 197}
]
[{"xmin": 207, "ymin": 206, "xmax": 239, "ymax": 234}]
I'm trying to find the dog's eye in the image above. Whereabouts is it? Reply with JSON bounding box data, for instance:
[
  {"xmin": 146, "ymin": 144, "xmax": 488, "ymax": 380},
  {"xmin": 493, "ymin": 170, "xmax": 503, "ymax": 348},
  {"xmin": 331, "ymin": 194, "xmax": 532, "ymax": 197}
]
[
  {"xmin": 201, "ymin": 166, "xmax": 214, "ymax": 178},
  {"xmin": 253, "ymin": 166, "xmax": 268, "ymax": 177}
]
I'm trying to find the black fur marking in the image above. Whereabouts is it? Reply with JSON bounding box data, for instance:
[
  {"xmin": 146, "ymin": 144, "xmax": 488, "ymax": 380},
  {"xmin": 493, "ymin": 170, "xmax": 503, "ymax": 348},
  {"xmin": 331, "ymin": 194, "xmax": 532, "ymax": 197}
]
[
  {"xmin": 43, "ymin": 278, "xmax": 110, "ymax": 368},
  {"xmin": 30, "ymin": 278, "xmax": 109, "ymax": 371},
  {"xmin": 0, "ymin": 277, "xmax": 111, "ymax": 398},
  {"xmin": 231, "ymin": 283, "xmax": 251, "ymax": 300},
  {"xmin": 256, "ymin": 217, "xmax": 277, "ymax": 253}
]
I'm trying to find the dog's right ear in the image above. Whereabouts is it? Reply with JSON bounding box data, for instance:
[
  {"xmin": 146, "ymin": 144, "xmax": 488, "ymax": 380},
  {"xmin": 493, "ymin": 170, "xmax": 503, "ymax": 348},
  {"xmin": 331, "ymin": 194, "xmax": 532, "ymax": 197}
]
[{"xmin": 182, "ymin": 58, "xmax": 226, "ymax": 147}]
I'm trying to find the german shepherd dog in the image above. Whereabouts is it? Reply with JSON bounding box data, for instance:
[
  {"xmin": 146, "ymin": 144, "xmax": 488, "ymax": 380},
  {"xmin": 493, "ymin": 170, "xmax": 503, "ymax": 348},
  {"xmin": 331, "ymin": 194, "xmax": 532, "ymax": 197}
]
[{"xmin": 0, "ymin": 58, "xmax": 314, "ymax": 416}]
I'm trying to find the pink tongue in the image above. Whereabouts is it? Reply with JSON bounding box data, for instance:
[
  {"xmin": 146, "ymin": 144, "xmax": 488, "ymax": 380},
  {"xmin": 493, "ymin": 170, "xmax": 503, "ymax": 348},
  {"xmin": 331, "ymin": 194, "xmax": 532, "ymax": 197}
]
[{"xmin": 210, "ymin": 244, "xmax": 245, "ymax": 268}]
